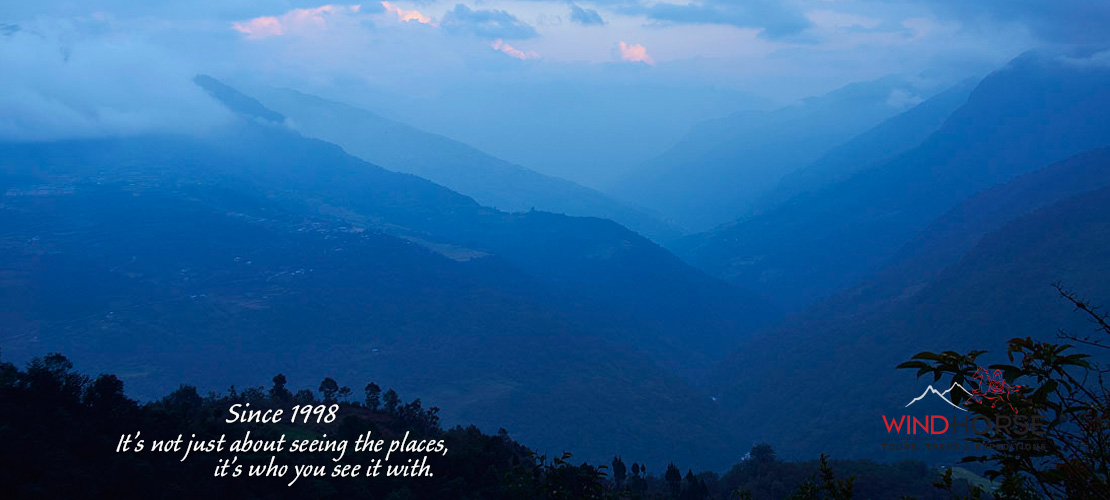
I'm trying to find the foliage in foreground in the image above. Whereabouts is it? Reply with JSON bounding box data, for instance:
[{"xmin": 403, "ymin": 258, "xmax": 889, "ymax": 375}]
[{"xmin": 900, "ymin": 285, "xmax": 1110, "ymax": 500}]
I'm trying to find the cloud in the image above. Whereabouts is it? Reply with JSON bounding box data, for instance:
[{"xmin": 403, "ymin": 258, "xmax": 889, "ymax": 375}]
[
  {"xmin": 0, "ymin": 20, "xmax": 231, "ymax": 141},
  {"xmin": 884, "ymin": 88, "xmax": 923, "ymax": 109},
  {"xmin": 381, "ymin": 1, "xmax": 434, "ymax": 25},
  {"xmin": 490, "ymin": 38, "xmax": 539, "ymax": 60},
  {"xmin": 638, "ymin": 0, "xmax": 812, "ymax": 39},
  {"xmin": 618, "ymin": 41, "xmax": 653, "ymax": 65},
  {"xmin": 0, "ymin": 1, "xmax": 348, "ymax": 21},
  {"xmin": 232, "ymin": 16, "xmax": 285, "ymax": 39},
  {"xmin": 231, "ymin": 4, "xmax": 363, "ymax": 40},
  {"xmin": 441, "ymin": 4, "xmax": 537, "ymax": 40},
  {"xmin": 1058, "ymin": 50, "xmax": 1110, "ymax": 69},
  {"xmin": 569, "ymin": 4, "xmax": 605, "ymax": 26},
  {"xmin": 900, "ymin": 17, "xmax": 937, "ymax": 41},
  {"xmin": 0, "ymin": 0, "xmax": 1042, "ymax": 162},
  {"xmin": 806, "ymin": 10, "xmax": 881, "ymax": 31},
  {"xmin": 921, "ymin": 0, "xmax": 1110, "ymax": 45}
]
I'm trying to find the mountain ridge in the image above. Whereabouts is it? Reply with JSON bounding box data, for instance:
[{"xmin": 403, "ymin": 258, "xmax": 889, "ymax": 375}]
[
  {"xmin": 612, "ymin": 75, "xmax": 945, "ymax": 230},
  {"xmin": 711, "ymin": 162, "xmax": 1110, "ymax": 460},
  {"xmin": 0, "ymin": 92, "xmax": 777, "ymax": 468},
  {"xmin": 673, "ymin": 52, "xmax": 1110, "ymax": 311},
  {"xmin": 223, "ymin": 80, "xmax": 684, "ymax": 243}
]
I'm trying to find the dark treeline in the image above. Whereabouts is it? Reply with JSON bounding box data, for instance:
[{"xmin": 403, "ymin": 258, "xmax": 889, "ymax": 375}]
[{"xmin": 0, "ymin": 352, "xmax": 973, "ymax": 500}]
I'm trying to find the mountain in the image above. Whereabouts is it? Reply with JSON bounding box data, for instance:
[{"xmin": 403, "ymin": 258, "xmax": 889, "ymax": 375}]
[
  {"xmin": 828, "ymin": 147, "xmax": 1110, "ymax": 316},
  {"xmin": 710, "ymin": 150, "xmax": 1110, "ymax": 460},
  {"xmin": 204, "ymin": 78, "xmax": 780, "ymax": 374},
  {"xmin": 221, "ymin": 80, "xmax": 682, "ymax": 243},
  {"xmin": 611, "ymin": 75, "xmax": 941, "ymax": 230},
  {"xmin": 0, "ymin": 84, "xmax": 777, "ymax": 469},
  {"xmin": 674, "ymin": 52, "xmax": 1110, "ymax": 311},
  {"xmin": 762, "ymin": 78, "xmax": 978, "ymax": 209},
  {"xmin": 0, "ymin": 131, "xmax": 738, "ymax": 470}
]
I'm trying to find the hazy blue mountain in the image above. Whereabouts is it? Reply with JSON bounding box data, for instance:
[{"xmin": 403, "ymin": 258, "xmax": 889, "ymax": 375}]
[
  {"xmin": 674, "ymin": 52, "xmax": 1110, "ymax": 310},
  {"xmin": 762, "ymin": 78, "xmax": 979, "ymax": 209},
  {"xmin": 611, "ymin": 75, "xmax": 941, "ymax": 230},
  {"xmin": 710, "ymin": 148, "xmax": 1110, "ymax": 460},
  {"xmin": 362, "ymin": 79, "xmax": 764, "ymax": 190},
  {"xmin": 223, "ymin": 81, "xmax": 682, "ymax": 243},
  {"xmin": 0, "ymin": 86, "xmax": 778, "ymax": 468},
  {"xmin": 834, "ymin": 147, "xmax": 1110, "ymax": 314},
  {"xmin": 190, "ymin": 79, "xmax": 779, "ymax": 369},
  {"xmin": 0, "ymin": 171, "xmax": 740, "ymax": 470},
  {"xmin": 194, "ymin": 75, "xmax": 284, "ymax": 123}
]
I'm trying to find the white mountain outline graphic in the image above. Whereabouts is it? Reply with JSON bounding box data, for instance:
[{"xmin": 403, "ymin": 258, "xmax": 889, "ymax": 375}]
[{"xmin": 905, "ymin": 382, "xmax": 972, "ymax": 412}]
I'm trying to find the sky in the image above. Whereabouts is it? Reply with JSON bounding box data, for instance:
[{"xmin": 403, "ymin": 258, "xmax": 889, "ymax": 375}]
[{"xmin": 1, "ymin": 1, "xmax": 1106, "ymax": 187}]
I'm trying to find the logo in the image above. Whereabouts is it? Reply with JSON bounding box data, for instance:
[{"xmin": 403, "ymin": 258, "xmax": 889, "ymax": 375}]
[
  {"xmin": 881, "ymin": 367, "xmax": 1047, "ymax": 453},
  {"xmin": 963, "ymin": 367, "xmax": 1025, "ymax": 414},
  {"xmin": 904, "ymin": 381, "xmax": 970, "ymax": 412}
]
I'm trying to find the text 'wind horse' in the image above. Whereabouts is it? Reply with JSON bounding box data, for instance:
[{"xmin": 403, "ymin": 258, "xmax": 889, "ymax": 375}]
[{"xmin": 965, "ymin": 367, "xmax": 1026, "ymax": 414}]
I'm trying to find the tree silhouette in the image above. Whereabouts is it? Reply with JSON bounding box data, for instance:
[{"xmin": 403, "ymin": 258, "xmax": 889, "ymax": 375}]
[
  {"xmin": 611, "ymin": 456, "xmax": 627, "ymax": 490},
  {"xmin": 318, "ymin": 377, "xmax": 339, "ymax": 404},
  {"xmin": 83, "ymin": 374, "xmax": 131, "ymax": 414},
  {"xmin": 682, "ymin": 470, "xmax": 699, "ymax": 500},
  {"xmin": 783, "ymin": 455, "xmax": 855, "ymax": 500},
  {"xmin": 293, "ymin": 388, "xmax": 315, "ymax": 404},
  {"xmin": 665, "ymin": 462, "xmax": 682, "ymax": 498},
  {"xmin": 364, "ymin": 382, "xmax": 381, "ymax": 410},
  {"xmin": 750, "ymin": 443, "xmax": 777, "ymax": 466},
  {"xmin": 269, "ymin": 373, "xmax": 292, "ymax": 403},
  {"xmin": 383, "ymin": 388, "xmax": 400, "ymax": 414}
]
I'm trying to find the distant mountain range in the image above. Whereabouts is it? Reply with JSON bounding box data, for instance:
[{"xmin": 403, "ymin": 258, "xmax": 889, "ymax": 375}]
[
  {"xmin": 762, "ymin": 78, "xmax": 979, "ymax": 210},
  {"xmin": 218, "ymin": 80, "xmax": 682, "ymax": 243},
  {"xmin": 673, "ymin": 52, "xmax": 1110, "ymax": 311},
  {"xmin": 611, "ymin": 75, "xmax": 944, "ymax": 230},
  {"xmin": 681, "ymin": 52, "xmax": 1110, "ymax": 461},
  {"xmin": 711, "ymin": 146, "xmax": 1110, "ymax": 460},
  {"xmin": 3, "ymin": 47, "xmax": 1108, "ymax": 472},
  {"xmin": 0, "ymin": 81, "xmax": 778, "ymax": 469}
]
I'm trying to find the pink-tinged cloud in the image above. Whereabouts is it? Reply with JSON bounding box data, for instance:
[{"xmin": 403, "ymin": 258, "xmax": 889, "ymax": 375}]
[
  {"xmin": 491, "ymin": 39, "xmax": 540, "ymax": 60},
  {"xmin": 381, "ymin": 1, "xmax": 434, "ymax": 25},
  {"xmin": 232, "ymin": 4, "xmax": 361, "ymax": 39},
  {"xmin": 232, "ymin": 16, "xmax": 284, "ymax": 39},
  {"xmin": 618, "ymin": 41, "xmax": 654, "ymax": 65}
]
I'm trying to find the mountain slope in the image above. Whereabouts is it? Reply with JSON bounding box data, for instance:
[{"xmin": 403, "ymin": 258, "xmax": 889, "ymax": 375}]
[
  {"xmin": 674, "ymin": 52, "xmax": 1110, "ymax": 310},
  {"xmin": 231, "ymin": 82, "xmax": 682, "ymax": 242},
  {"xmin": 612, "ymin": 75, "xmax": 941, "ymax": 230},
  {"xmin": 0, "ymin": 89, "xmax": 776, "ymax": 468},
  {"xmin": 197, "ymin": 78, "xmax": 781, "ymax": 373},
  {"xmin": 763, "ymin": 78, "xmax": 978, "ymax": 209},
  {"xmin": 0, "ymin": 117, "xmax": 778, "ymax": 372},
  {"xmin": 711, "ymin": 151, "xmax": 1110, "ymax": 460},
  {"xmin": 0, "ymin": 174, "xmax": 740, "ymax": 469},
  {"xmin": 832, "ymin": 147, "xmax": 1110, "ymax": 315}
]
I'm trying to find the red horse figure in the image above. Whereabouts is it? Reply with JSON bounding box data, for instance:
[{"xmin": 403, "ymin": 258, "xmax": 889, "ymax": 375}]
[{"xmin": 964, "ymin": 367, "xmax": 1026, "ymax": 414}]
